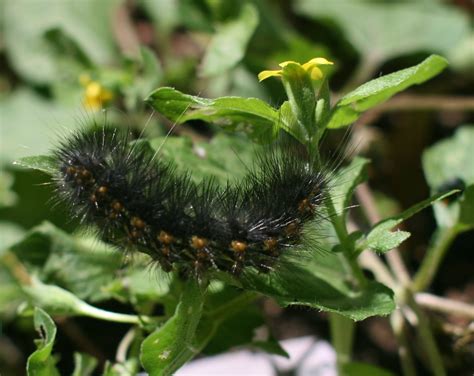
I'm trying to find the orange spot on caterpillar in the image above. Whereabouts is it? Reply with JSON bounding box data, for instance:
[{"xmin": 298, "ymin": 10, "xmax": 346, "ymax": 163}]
[
  {"xmin": 97, "ymin": 186, "xmax": 108, "ymax": 195},
  {"xmin": 111, "ymin": 200, "xmax": 123, "ymax": 212},
  {"xmin": 263, "ymin": 238, "xmax": 278, "ymax": 251},
  {"xmin": 284, "ymin": 221, "xmax": 300, "ymax": 236},
  {"xmin": 158, "ymin": 230, "xmax": 174, "ymax": 245},
  {"xmin": 298, "ymin": 198, "xmax": 314, "ymax": 214},
  {"xmin": 130, "ymin": 216, "xmax": 145, "ymax": 229},
  {"xmin": 79, "ymin": 169, "xmax": 92, "ymax": 179},
  {"xmin": 191, "ymin": 236, "xmax": 208, "ymax": 250},
  {"xmin": 66, "ymin": 166, "xmax": 77, "ymax": 176},
  {"xmin": 231, "ymin": 240, "xmax": 247, "ymax": 253},
  {"xmin": 161, "ymin": 246, "xmax": 170, "ymax": 257}
]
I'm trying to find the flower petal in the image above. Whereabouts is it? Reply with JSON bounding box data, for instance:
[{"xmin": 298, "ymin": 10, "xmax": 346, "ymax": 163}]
[
  {"xmin": 307, "ymin": 57, "xmax": 334, "ymax": 66},
  {"xmin": 309, "ymin": 66, "xmax": 323, "ymax": 80},
  {"xmin": 258, "ymin": 70, "xmax": 283, "ymax": 81},
  {"xmin": 278, "ymin": 60, "xmax": 300, "ymax": 68}
]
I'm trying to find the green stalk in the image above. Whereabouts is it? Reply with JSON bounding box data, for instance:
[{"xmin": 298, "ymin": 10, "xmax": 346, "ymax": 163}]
[
  {"xmin": 412, "ymin": 226, "xmax": 459, "ymax": 292},
  {"xmin": 390, "ymin": 310, "xmax": 417, "ymax": 376},
  {"xmin": 329, "ymin": 313, "xmax": 355, "ymax": 372},
  {"xmin": 406, "ymin": 293, "xmax": 446, "ymax": 376}
]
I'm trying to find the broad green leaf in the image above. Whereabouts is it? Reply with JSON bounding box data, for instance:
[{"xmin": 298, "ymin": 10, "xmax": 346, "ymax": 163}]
[
  {"xmin": 14, "ymin": 156, "xmax": 58, "ymax": 176},
  {"xmin": 203, "ymin": 288, "xmax": 287, "ymax": 357},
  {"xmin": 423, "ymin": 126, "xmax": 474, "ymax": 228},
  {"xmin": 240, "ymin": 262, "xmax": 394, "ymax": 321},
  {"xmin": 147, "ymin": 133, "xmax": 256, "ymax": 185},
  {"xmin": 72, "ymin": 352, "xmax": 98, "ymax": 376},
  {"xmin": 10, "ymin": 222, "xmax": 122, "ymax": 302},
  {"xmin": 330, "ymin": 157, "xmax": 369, "ymax": 216},
  {"xmin": 124, "ymin": 47, "xmax": 163, "ymax": 111},
  {"xmin": 146, "ymin": 87, "xmax": 280, "ymax": 142},
  {"xmin": 295, "ymin": 1, "xmax": 469, "ymax": 65},
  {"xmin": 0, "ymin": 221, "xmax": 25, "ymax": 253},
  {"xmin": 0, "ymin": 170, "xmax": 18, "ymax": 208},
  {"xmin": 365, "ymin": 190, "xmax": 458, "ymax": 253},
  {"xmin": 141, "ymin": 0, "xmax": 181, "ymax": 34},
  {"xmin": 200, "ymin": 3, "xmax": 259, "ymax": 77},
  {"xmin": 459, "ymin": 185, "xmax": 474, "ymax": 227},
  {"xmin": 326, "ymin": 55, "xmax": 448, "ymax": 129},
  {"xmin": 3, "ymin": 0, "xmax": 120, "ymax": 84},
  {"xmin": 0, "ymin": 89, "xmax": 78, "ymax": 164},
  {"xmin": 26, "ymin": 307, "xmax": 60, "ymax": 376},
  {"xmin": 342, "ymin": 362, "xmax": 395, "ymax": 376},
  {"xmin": 23, "ymin": 277, "xmax": 150, "ymax": 324},
  {"xmin": 140, "ymin": 281, "xmax": 205, "ymax": 376},
  {"xmin": 0, "ymin": 252, "xmax": 26, "ymax": 318},
  {"xmin": 24, "ymin": 277, "xmax": 103, "ymax": 316}
]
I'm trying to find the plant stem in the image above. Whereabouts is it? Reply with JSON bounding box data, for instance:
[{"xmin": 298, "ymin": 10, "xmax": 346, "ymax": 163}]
[
  {"xmin": 208, "ymin": 291, "xmax": 259, "ymax": 321},
  {"xmin": 415, "ymin": 293, "xmax": 474, "ymax": 319},
  {"xmin": 390, "ymin": 310, "xmax": 417, "ymax": 376},
  {"xmin": 406, "ymin": 293, "xmax": 446, "ymax": 376},
  {"xmin": 334, "ymin": 215, "xmax": 367, "ymax": 287},
  {"xmin": 329, "ymin": 313, "xmax": 355, "ymax": 373},
  {"xmin": 78, "ymin": 302, "xmax": 156, "ymax": 325},
  {"xmin": 413, "ymin": 226, "xmax": 459, "ymax": 292}
]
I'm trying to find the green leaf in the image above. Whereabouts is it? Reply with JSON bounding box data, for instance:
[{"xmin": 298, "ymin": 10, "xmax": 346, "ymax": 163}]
[
  {"xmin": 23, "ymin": 277, "xmax": 150, "ymax": 324},
  {"xmin": 200, "ymin": 3, "xmax": 259, "ymax": 77},
  {"xmin": 3, "ymin": 0, "xmax": 120, "ymax": 84},
  {"xmin": 0, "ymin": 89, "xmax": 78, "ymax": 164},
  {"xmin": 295, "ymin": 1, "xmax": 469, "ymax": 64},
  {"xmin": 10, "ymin": 222, "xmax": 122, "ymax": 302},
  {"xmin": 147, "ymin": 133, "xmax": 256, "ymax": 186},
  {"xmin": 459, "ymin": 185, "xmax": 474, "ymax": 227},
  {"xmin": 14, "ymin": 156, "xmax": 58, "ymax": 176},
  {"xmin": 140, "ymin": 281, "xmax": 205, "ymax": 376},
  {"xmin": 141, "ymin": 0, "xmax": 181, "ymax": 34},
  {"xmin": 423, "ymin": 126, "xmax": 474, "ymax": 228},
  {"xmin": 204, "ymin": 304, "xmax": 287, "ymax": 357},
  {"xmin": 365, "ymin": 190, "xmax": 458, "ymax": 253},
  {"xmin": 330, "ymin": 157, "xmax": 369, "ymax": 217},
  {"xmin": 26, "ymin": 307, "xmax": 60, "ymax": 376},
  {"xmin": 146, "ymin": 87, "xmax": 280, "ymax": 142},
  {"xmin": 124, "ymin": 47, "xmax": 163, "ymax": 110},
  {"xmin": 326, "ymin": 55, "xmax": 448, "ymax": 129},
  {"xmin": 0, "ymin": 170, "xmax": 18, "ymax": 208},
  {"xmin": 342, "ymin": 361, "xmax": 395, "ymax": 376},
  {"xmin": 72, "ymin": 352, "xmax": 98, "ymax": 376},
  {"xmin": 240, "ymin": 262, "xmax": 394, "ymax": 321}
]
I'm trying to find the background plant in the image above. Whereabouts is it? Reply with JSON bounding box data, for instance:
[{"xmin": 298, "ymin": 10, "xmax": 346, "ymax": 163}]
[{"xmin": 1, "ymin": 1, "xmax": 473, "ymax": 375}]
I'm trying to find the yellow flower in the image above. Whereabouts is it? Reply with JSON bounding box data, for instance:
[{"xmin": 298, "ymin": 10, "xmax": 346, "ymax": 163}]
[
  {"xmin": 258, "ymin": 57, "xmax": 334, "ymax": 82},
  {"xmin": 79, "ymin": 74, "xmax": 113, "ymax": 110}
]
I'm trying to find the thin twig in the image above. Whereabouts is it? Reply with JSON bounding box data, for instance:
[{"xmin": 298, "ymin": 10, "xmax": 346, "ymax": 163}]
[
  {"xmin": 356, "ymin": 183, "xmax": 412, "ymax": 285},
  {"xmin": 390, "ymin": 310, "xmax": 417, "ymax": 376},
  {"xmin": 116, "ymin": 327, "xmax": 136, "ymax": 363},
  {"xmin": 415, "ymin": 293, "xmax": 474, "ymax": 319},
  {"xmin": 376, "ymin": 95, "xmax": 474, "ymax": 112},
  {"xmin": 406, "ymin": 294, "xmax": 447, "ymax": 376}
]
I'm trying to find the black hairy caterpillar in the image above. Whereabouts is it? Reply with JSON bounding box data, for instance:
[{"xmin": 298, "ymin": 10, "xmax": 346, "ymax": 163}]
[{"xmin": 54, "ymin": 125, "xmax": 333, "ymax": 280}]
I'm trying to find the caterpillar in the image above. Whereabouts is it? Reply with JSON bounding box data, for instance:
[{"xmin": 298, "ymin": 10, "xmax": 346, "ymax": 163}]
[{"xmin": 53, "ymin": 124, "xmax": 333, "ymax": 281}]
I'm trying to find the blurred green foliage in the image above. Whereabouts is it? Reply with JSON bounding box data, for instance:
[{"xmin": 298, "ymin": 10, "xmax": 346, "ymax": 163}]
[{"xmin": 1, "ymin": 1, "xmax": 472, "ymax": 375}]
